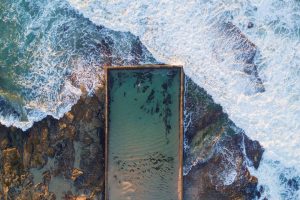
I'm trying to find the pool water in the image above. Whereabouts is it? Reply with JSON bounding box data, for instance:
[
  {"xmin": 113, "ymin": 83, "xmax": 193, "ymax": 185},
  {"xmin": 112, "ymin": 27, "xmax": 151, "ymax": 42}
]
[{"xmin": 106, "ymin": 67, "xmax": 183, "ymax": 200}]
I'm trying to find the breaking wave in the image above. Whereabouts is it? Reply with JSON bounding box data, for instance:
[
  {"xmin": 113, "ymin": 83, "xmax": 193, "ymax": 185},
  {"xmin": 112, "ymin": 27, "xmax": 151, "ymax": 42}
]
[
  {"xmin": 67, "ymin": 0, "xmax": 300, "ymax": 199},
  {"xmin": 0, "ymin": 0, "xmax": 155, "ymax": 130}
]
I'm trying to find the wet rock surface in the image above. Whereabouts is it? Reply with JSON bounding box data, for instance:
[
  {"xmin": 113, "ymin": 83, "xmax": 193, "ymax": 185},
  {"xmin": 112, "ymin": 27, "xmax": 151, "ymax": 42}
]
[
  {"xmin": 0, "ymin": 85, "xmax": 105, "ymax": 200},
  {"xmin": 184, "ymin": 77, "xmax": 264, "ymax": 199},
  {"xmin": 184, "ymin": 133, "xmax": 262, "ymax": 200}
]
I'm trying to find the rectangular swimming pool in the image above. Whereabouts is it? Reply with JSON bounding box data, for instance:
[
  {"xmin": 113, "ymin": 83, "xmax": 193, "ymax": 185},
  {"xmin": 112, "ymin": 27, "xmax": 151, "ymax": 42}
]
[{"xmin": 105, "ymin": 66, "xmax": 183, "ymax": 200}]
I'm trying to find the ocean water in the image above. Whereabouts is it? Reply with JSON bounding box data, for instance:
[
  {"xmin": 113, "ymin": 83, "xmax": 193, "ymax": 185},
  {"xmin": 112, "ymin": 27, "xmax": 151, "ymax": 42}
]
[
  {"xmin": 107, "ymin": 68, "xmax": 182, "ymax": 200},
  {"xmin": 1, "ymin": 0, "xmax": 300, "ymax": 199},
  {"xmin": 0, "ymin": 0, "xmax": 155, "ymax": 130}
]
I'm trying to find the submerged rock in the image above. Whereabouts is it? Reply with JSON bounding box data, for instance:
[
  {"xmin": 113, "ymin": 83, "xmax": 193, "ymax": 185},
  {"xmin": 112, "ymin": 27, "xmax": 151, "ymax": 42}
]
[
  {"xmin": 214, "ymin": 22, "xmax": 265, "ymax": 94},
  {"xmin": 0, "ymin": 92, "xmax": 27, "ymax": 122}
]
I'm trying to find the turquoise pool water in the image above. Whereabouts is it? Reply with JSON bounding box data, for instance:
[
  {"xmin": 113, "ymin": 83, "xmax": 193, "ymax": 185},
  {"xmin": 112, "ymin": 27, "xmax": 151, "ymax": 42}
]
[{"xmin": 107, "ymin": 67, "xmax": 182, "ymax": 200}]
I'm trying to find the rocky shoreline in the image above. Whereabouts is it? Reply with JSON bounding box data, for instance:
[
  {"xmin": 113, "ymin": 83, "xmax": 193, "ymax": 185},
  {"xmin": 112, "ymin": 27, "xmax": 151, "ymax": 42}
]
[
  {"xmin": 0, "ymin": 75, "xmax": 264, "ymax": 200},
  {"xmin": 184, "ymin": 77, "xmax": 264, "ymax": 200},
  {"xmin": 0, "ymin": 85, "xmax": 105, "ymax": 200}
]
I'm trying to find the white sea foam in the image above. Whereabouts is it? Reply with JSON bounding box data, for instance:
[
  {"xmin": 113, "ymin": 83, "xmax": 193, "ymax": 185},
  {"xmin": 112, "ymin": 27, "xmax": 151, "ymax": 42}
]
[
  {"xmin": 0, "ymin": 0, "xmax": 85, "ymax": 130},
  {"xmin": 67, "ymin": 0, "xmax": 300, "ymax": 198},
  {"xmin": 0, "ymin": 0, "xmax": 155, "ymax": 131}
]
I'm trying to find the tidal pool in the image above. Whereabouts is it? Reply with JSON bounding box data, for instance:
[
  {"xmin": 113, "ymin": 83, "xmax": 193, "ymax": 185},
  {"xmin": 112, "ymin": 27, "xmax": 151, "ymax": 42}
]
[{"xmin": 106, "ymin": 66, "xmax": 183, "ymax": 200}]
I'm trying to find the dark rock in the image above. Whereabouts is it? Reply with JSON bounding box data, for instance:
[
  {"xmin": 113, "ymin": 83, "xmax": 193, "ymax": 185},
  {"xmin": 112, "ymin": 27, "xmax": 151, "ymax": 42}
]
[
  {"xmin": 184, "ymin": 129, "xmax": 262, "ymax": 200},
  {"xmin": 184, "ymin": 77, "xmax": 264, "ymax": 199},
  {"xmin": 247, "ymin": 22, "xmax": 254, "ymax": 29},
  {"xmin": 243, "ymin": 133, "xmax": 264, "ymax": 169}
]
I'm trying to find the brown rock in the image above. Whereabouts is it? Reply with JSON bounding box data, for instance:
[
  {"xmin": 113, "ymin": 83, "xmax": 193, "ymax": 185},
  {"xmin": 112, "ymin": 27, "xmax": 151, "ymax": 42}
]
[
  {"xmin": 84, "ymin": 109, "xmax": 93, "ymax": 122},
  {"xmin": 41, "ymin": 127, "xmax": 48, "ymax": 143},
  {"xmin": 65, "ymin": 112, "xmax": 75, "ymax": 123},
  {"xmin": 60, "ymin": 125, "xmax": 76, "ymax": 139},
  {"xmin": 47, "ymin": 147, "xmax": 55, "ymax": 158},
  {"xmin": 43, "ymin": 170, "xmax": 51, "ymax": 185},
  {"xmin": 31, "ymin": 153, "xmax": 46, "ymax": 167},
  {"xmin": 94, "ymin": 84, "xmax": 105, "ymax": 103},
  {"xmin": 71, "ymin": 168, "xmax": 84, "ymax": 181},
  {"xmin": 59, "ymin": 122, "xmax": 67, "ymax": 131},
  {"xmin": 2, "ymin": 147, "xmax": 21, "ymax": 172},
  {"xmin": 0, "ymin": 138, "xmax": 9, "ymax": 150},
  {"xmin": 64, "ymin": 194, "xmax": 88, "ymax": 200},
  {"xmin": 76, "ymin": 196, "xmax": 88, "ymax": 200},
  {"xmin": 1, "ymin": 147, "xmax": 25, "ymax": 199},
  {"xmin": 79, "ymin": 84, "xmax": 88, "ymax": 100},
  {"xmin": 23, "ymin": 141, "xmax": 32, "ymax": 168}
]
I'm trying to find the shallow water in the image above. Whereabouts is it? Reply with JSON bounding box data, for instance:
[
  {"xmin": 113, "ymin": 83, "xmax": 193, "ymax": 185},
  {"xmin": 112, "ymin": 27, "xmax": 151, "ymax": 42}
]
[{"xmin": 107, "ymin": 68, "xmax": 182, "ymax": 200}]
